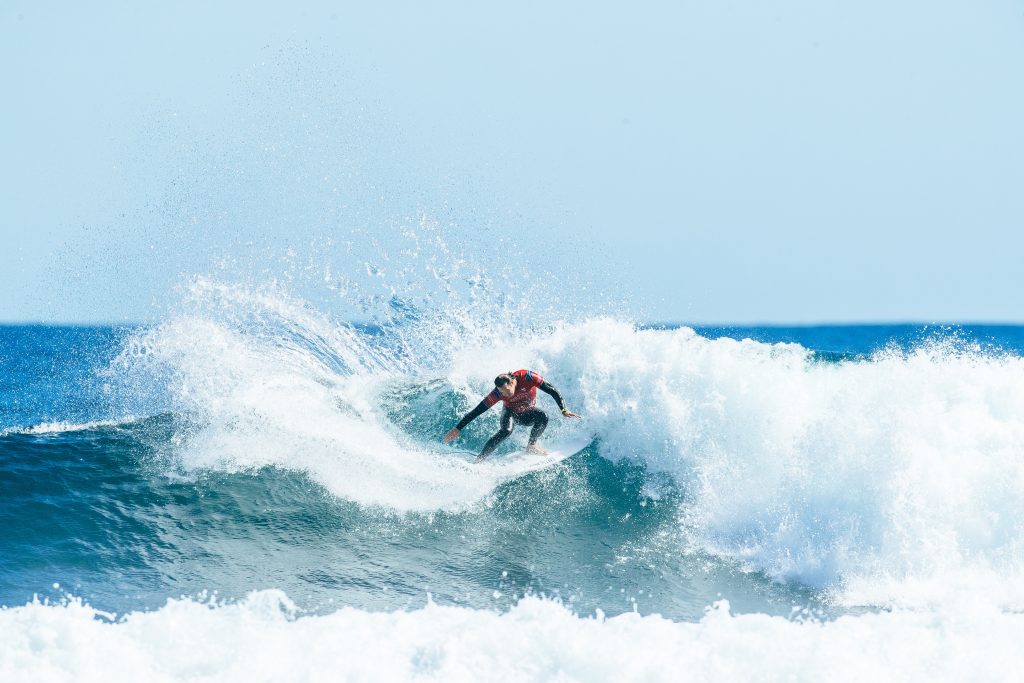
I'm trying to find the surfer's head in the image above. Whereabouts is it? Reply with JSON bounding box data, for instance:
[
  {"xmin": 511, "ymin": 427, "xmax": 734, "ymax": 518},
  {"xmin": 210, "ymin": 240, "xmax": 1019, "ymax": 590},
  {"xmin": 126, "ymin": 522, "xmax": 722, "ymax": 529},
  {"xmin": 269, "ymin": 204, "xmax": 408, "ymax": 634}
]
[{"xmin": 494, "ymin": 373, "xmax": 517, "ymax": 397}]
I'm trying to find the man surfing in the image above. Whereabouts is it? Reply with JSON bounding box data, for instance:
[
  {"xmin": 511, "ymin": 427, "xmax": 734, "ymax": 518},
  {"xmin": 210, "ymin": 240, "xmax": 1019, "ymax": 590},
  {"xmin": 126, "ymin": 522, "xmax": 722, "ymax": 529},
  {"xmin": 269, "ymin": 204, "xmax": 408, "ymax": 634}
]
[{"xmin": 443, "ymin": 369, "xmax": 581, "ymax": 462}]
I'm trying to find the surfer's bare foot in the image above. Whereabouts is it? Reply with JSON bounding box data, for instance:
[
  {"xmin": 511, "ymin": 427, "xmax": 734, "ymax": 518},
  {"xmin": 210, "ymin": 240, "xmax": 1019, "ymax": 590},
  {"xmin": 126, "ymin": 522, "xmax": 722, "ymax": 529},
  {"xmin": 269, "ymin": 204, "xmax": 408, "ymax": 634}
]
[{"xmin": 525, "ymin": 444, "xmax": 549, "ymax": 456}]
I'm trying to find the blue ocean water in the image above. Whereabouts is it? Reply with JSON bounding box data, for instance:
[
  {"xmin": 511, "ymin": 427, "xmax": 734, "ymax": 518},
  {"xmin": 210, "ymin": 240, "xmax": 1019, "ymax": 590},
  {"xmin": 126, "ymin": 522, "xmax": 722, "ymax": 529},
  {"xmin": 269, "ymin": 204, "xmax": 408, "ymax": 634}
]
[
  {"xmin": 5, "ymin": 303, "xmax": 1024, "ymax": 681},
  {"xmin": 4, "ymin": 318, "xmax": 1024, "ymax": 619}
]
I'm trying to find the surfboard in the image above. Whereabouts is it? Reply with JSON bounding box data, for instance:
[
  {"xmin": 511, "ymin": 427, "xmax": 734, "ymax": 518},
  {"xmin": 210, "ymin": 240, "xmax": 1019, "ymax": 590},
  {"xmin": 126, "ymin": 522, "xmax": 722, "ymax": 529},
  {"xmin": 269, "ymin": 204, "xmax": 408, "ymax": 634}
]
[{"xmin": 475, "ymin": 432, "xmax": 596, "ymax": 476}]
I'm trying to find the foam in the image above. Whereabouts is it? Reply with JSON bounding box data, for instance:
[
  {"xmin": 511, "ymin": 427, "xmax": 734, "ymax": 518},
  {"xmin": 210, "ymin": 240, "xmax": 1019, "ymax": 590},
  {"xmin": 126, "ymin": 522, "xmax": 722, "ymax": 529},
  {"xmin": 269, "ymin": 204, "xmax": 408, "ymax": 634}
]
[
  {"xmin": 0, "ymin": 418, "xmax": 136, "ymax": 437},
  {"xmin": 1, "ymin": 591, "xmax": 1020, "ymax": 682}
]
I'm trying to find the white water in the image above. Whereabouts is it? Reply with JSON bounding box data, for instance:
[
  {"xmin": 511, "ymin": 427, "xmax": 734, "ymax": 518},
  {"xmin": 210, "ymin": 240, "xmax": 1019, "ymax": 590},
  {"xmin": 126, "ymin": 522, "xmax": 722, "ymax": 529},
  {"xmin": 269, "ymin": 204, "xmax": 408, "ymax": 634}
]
[{"xmin": 1, "ymin": 590, "xmax": 1020, "ymax": 683}]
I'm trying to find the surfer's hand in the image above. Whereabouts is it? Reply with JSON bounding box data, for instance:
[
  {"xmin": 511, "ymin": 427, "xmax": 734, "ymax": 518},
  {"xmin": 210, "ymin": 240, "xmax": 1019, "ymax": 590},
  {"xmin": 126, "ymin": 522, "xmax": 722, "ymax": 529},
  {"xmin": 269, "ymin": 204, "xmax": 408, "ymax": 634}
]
[
  {"xmin": 443, "ymin": 427, "xmax": 461, "ymax": 443},
  {"xmin": 561, "ymin": 409, "xmax": 582, "ymax": 419}
]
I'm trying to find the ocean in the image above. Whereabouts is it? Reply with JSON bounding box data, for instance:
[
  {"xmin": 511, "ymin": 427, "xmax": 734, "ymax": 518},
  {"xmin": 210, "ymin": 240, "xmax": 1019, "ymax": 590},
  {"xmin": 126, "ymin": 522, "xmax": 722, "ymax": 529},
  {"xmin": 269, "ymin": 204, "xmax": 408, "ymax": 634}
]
[{"xmin": 3, "ymin": 282, "xmax": 1024, "ymax": 681}]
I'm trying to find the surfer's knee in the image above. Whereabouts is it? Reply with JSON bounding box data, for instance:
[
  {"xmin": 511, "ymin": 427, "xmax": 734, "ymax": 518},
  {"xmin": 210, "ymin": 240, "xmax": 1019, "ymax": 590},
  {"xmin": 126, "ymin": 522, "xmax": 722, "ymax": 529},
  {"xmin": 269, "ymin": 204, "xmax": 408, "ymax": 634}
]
[{"xmin": 497, "ymin": 427, "xmax": 513, "ymax": 438}]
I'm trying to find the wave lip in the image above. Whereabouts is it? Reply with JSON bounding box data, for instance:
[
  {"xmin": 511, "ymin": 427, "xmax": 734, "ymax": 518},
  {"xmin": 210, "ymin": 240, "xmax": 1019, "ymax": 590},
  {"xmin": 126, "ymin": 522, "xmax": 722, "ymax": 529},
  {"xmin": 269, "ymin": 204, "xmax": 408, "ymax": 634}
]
[{"xmin": 1, "ymin": 590, "xmax": 1021, "ymax": 682}]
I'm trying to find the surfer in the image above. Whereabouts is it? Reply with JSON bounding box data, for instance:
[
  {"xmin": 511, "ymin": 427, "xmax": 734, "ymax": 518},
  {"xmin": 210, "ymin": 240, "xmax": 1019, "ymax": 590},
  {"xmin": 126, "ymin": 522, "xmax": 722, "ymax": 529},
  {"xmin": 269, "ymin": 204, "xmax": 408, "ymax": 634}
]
[{"xmin": 443, "ymin": 369, "xmax": 581, "ymax": 462}]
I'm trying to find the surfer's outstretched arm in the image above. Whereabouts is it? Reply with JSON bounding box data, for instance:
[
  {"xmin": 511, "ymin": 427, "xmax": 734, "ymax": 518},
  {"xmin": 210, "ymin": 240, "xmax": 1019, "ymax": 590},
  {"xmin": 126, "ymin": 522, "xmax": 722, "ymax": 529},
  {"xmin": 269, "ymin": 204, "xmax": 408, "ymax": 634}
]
[
  {"xmin": 538, "ymin": 381, "xmax": 582, "ymax": 419},
  {"xmin": 443, "ymin": 399, "xmax": 492, "ymax": 443},
  {"xmin": 456, "ymin": 399, "xmax": 492, "ymax": 430}
]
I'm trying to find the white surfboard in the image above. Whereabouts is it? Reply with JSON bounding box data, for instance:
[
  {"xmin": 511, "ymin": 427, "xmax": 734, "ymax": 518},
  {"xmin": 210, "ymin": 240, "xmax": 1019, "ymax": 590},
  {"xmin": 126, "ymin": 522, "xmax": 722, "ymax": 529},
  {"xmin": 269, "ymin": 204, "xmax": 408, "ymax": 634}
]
[{"xmin": 476, "ymin": 432, "xmax": 596, "ymax": 478}]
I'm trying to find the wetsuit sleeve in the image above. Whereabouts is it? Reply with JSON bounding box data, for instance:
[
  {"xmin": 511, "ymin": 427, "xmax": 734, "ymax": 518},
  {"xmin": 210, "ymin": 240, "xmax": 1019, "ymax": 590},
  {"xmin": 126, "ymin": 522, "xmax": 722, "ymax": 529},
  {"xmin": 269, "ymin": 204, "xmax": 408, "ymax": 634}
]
[
  {"xmin": 456, "ymin": 392, "xmax": 500, "ymax": 430},
  {"xmin": 537, "ymin": 381, "xmax": 567, "ymax": 412}
]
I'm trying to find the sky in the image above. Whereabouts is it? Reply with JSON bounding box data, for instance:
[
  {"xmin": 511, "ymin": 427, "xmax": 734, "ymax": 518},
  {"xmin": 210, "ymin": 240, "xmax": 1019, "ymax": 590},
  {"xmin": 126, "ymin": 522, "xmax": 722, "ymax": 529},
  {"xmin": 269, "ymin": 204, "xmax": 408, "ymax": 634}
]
[{"xmin": 2, "ymin": 0, "xmax": 1023, "ymax": 324}]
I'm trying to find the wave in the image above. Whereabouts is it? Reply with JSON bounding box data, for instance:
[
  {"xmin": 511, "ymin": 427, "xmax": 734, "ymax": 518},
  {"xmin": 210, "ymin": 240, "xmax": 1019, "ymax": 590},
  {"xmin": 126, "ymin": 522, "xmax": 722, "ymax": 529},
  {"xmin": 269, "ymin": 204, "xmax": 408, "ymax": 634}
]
[
  {"xmin": 1, "ymin": 590, "xmax": 1020, "ymax": 682},
  {"xmin": 0, "ymin": 418, "xmax": 139, "ymax": 437},
  {"xmin": 110, "ymin": 279, "xmax": 1024, "ymax": 606}
]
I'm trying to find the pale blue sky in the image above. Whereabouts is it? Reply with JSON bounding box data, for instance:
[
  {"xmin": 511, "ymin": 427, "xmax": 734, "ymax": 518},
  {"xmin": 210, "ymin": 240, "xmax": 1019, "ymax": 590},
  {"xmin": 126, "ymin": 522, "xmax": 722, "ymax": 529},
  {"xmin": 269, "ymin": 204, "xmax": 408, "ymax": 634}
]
[{"xmin": 3, "ymin": 1, "xmax": 1023, "ymax": 323}]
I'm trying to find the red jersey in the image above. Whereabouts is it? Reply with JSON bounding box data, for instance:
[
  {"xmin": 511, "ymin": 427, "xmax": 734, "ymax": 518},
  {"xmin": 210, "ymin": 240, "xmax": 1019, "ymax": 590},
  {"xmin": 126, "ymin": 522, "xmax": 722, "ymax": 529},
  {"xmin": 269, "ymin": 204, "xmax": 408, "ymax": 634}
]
[{"xmin": 483, "ymin": 369, "xmax": 544, "ymax": 414}]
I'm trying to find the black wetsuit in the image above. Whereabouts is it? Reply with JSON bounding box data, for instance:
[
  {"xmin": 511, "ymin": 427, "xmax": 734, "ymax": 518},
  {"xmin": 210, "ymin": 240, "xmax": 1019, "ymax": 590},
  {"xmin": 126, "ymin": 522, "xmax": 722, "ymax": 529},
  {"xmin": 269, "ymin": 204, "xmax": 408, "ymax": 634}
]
[{"xmin": 456, "ymin": 380, "xmax": 567, "ymax": 460}]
